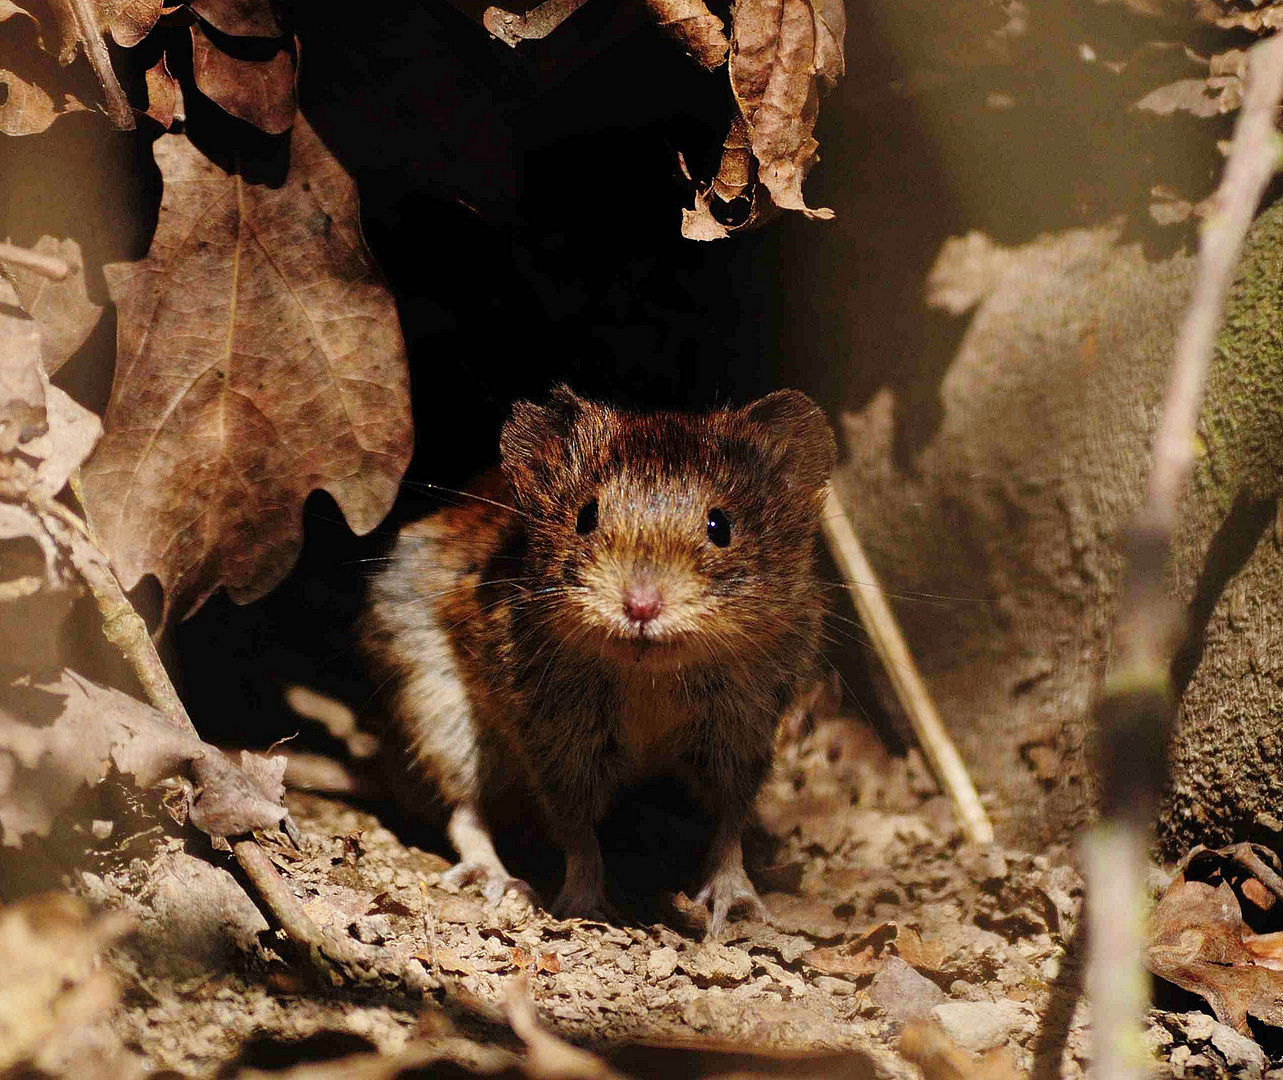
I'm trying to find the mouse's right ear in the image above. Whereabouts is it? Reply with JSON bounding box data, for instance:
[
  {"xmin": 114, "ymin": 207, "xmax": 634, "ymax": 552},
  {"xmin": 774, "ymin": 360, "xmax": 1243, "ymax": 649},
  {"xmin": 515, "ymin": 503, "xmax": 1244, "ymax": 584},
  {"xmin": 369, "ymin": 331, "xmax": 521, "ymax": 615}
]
[{"xmin": 499, "ymin": 385, "xmax": 586, "ymax": 502}]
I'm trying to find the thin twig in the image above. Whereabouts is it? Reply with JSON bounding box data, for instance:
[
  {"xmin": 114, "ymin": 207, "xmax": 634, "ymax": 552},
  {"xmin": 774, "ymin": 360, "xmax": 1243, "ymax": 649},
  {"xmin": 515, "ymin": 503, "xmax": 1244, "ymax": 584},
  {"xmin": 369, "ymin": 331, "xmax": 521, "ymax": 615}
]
[
  {"xmin": 1086, "ymin": 31, "xmax": 1283, "ymax": 1080},
  {"xmin": 821, "ymin": 484, "xmax": 994, "ymax": 845},
  {"xmin": 35, "ymin": 492, "xmax": 349, "ymax": 975},
  {"xmin": 0, "ymin": 241, "xmax": 70, "ymax": 281}
]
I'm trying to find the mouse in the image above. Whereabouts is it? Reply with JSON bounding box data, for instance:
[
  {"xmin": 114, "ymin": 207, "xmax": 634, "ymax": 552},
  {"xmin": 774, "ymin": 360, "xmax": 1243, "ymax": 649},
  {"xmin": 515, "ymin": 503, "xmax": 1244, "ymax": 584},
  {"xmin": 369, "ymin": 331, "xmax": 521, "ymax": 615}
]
[{"xmin": 364, "ymin": 385, "xmax": 836, "ymax": 936}]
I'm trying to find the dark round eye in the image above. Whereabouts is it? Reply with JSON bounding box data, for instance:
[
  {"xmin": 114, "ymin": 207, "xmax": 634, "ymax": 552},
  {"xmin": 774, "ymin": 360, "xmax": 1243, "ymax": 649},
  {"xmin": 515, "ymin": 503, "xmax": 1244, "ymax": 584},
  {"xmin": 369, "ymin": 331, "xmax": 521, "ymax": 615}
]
[
  {"xmin": 576, "ymin": 498, "xmax": 599, "ymax": 535},
  {"xmin": 707, "ymin": 508, "xmax": 731, "ymax": 547}
]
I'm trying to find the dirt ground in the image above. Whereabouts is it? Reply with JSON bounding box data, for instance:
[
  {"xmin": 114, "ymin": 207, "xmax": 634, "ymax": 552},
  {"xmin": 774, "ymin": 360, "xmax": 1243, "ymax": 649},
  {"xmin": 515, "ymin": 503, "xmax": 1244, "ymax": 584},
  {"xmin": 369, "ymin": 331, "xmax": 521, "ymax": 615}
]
[{"xmin": 12, "ymin": 702, "xmax": 1259, "ymax": 1080}]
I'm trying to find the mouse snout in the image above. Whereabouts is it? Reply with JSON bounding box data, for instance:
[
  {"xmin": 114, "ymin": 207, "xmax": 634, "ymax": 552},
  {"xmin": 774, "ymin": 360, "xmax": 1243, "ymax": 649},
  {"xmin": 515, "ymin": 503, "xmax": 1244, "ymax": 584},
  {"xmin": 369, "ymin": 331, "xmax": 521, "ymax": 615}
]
[{"xmin": 622, "ymin": 580, "xmax": 663, "ymax": 624}]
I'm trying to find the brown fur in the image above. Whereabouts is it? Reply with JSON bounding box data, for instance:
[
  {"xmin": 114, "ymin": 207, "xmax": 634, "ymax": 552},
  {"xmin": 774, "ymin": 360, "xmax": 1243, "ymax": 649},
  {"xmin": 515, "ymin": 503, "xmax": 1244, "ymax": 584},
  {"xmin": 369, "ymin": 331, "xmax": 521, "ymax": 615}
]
[{"xmin": 364, "ymin": 387, "xmax": 836, "ymax": 934}]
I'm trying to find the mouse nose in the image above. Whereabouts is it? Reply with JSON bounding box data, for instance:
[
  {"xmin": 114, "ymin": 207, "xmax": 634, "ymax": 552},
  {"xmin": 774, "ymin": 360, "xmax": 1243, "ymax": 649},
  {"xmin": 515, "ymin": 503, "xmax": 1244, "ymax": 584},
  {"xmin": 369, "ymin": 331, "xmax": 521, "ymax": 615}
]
[{"xmin": 622, "ymin": 582, "xmax": 663, "ymax": 624}]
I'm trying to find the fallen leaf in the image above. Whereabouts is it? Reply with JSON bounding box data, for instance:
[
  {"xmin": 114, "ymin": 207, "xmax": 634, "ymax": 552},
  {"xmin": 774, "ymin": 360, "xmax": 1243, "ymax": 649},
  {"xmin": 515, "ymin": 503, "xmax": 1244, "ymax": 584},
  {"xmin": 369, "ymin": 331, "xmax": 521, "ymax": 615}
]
[
  {"xmin": 6, "ymin": 236, "xmax": 103, "ymax": 374},
  {"xmin": 190, "ymin": 20, "xmax": 296, "ymax": 134},
  {"xmin": 142, "ymin": 55, "xmax": 177, "ymax": 128},
  {"xmin": 189, "ymin": 0, "xmax": 281, "ymax": 37},
  {"xmin": 81, "ymin": 118, "xmax": 412, "ymax": 623},
  {"xmin": 729, "ymin": 0, "xmax": 844, "ymax": 219},
  {"xmin": 644, "ymin": 0, "xmax": 727, "ymax": 70},
  {"xmin": 27, "ymin": 0, "xmax": 162, "ymax": 128},
  {"xmin": 1147, "ymin": 876, "xmax": 1283, "ymax": 1032}
]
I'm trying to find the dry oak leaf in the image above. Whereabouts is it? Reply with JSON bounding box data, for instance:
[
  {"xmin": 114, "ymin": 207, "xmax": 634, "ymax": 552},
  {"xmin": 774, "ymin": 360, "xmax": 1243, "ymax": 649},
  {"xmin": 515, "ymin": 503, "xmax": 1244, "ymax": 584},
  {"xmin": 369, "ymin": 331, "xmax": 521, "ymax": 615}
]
[
  {"xmin": 1147, "ymin": 876, "xmax": 1283, "ymax": 1032},
  {"xmin": 81, "ymin": 117, "xmax": 411, "ymax": 623},
  {"xmin": 23, "ymin": 0, "xmax": 162, "ymax": 127},
  {"xmin": 0, "ymin": 7, "xmax": 87, "ymax": 134},
  {"xmin": 6, "ymin": 236, "xmax": 103, "ymax": 374},
  {"xmin": 190, "ymin": 20, "xmax": 296, "ymax": 135},
  {"xmin": 729, "ymin": 0, "xmax": 845, "ymax": 219}
]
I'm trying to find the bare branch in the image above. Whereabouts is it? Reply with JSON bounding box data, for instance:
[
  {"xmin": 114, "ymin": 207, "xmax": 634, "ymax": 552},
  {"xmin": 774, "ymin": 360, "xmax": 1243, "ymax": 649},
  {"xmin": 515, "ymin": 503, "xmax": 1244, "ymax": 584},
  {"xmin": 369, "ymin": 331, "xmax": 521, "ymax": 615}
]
[{"xmin": 821, "ymin": 485, "xmax": 994, "ymax": 845}]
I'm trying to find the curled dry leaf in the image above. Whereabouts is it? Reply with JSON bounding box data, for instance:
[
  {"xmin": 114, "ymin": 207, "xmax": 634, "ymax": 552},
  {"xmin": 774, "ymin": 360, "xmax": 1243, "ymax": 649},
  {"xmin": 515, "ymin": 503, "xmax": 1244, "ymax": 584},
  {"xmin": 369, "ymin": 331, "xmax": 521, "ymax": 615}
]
[
  {"xmin": 81, "ymin": 117, "xmax": 412, "ymax": 624},
  {"xmin": 0, "ymin": 6, "xmax": 87, "ymax": 134},
  {"xmin": 729, "ymin": 0, "xmax": 845, "ymax": 220},
  {"xmin": 0, "ymin": 668, "xmax": 288, "ymax": 846},
  {"xmin": 190, "ymin": 20, "xmax": 296, "ymax": 134},
  {"xmin": 644, "ymin": 0, "xmax": 727, "ymax": 71},
  {"xmin": 1209, "ymin": 0, "xmax": 1283, "ymax": 32},
  {"xmin": 26, "ymin": 0, "xmax": 163, "ymax": 128},
  {"xmin": 5, "ymin": 236, "xmax": 103, "ymax": 374},
  {"xmin": 1147, "ymin": 858, "xmax": 1283, "ymax": 1033}
]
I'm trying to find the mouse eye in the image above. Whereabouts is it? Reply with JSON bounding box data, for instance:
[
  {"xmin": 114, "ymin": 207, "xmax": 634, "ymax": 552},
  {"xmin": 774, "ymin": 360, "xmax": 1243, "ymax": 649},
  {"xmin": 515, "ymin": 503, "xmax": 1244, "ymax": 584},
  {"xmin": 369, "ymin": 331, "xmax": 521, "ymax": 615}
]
[
  {"xmin": 576, "ymin": 498, "xmax": 599, "ymax": 535},
  {"xmin": 706, "ymin": 508, "xmax": 731, "ymax": 548}
]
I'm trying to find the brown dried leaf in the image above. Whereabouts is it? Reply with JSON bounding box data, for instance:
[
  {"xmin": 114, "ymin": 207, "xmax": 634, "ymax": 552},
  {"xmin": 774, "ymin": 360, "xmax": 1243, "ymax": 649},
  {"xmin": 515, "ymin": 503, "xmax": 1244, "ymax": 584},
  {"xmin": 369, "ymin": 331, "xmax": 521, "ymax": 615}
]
[
  {"xmin": 1146, "ymin": 877, "xmax": 1283, "ymax": 1032},
  {"xmin": 644, "ymin": 0, "xmax": 727, "ymax": 70},
  {"xmin": 729, "ymin": 0, "xmax": 844, "ymax": 219},
  {"xmin": 0, "ymin": 280, "xmax": 102, "ymax": 499},
  {"xmin": 142, "ymin": 54, "xmax": 177, "ymax": 127},
  {"xmin": 0, "ymin": 312, "xmax": 46, "ymax": 455},
  {"xmin": 0, "ymin": 668, "xmax": 289, "ymax": 846},
  {"xmin": 6, "ymin": 237, "xmax": 103, "ymax": 374},
  {"xmin": 28, "ymin": 0, "xmax": 162, "ymax": 127},
  {"xmin": 190, "ymin": 20, "xmax": 296, "ymax": 134},
  {"xmin": 188, "ymin": 746, "xmax": 287, "ymax": 835},
  {"xmin": 189, "ymin": 0, "xmax": 280, "ymax": 37},
  {"xmin": 0, "ymin": 48, "xmax": 88, "ymax": 135},
  {"xmin": 82, "ymin": 118, "xmax": 411, "ymax": 623},
  {"xmin": 680, "ymin": 188, "xmax": 731, "ymax": 241}
]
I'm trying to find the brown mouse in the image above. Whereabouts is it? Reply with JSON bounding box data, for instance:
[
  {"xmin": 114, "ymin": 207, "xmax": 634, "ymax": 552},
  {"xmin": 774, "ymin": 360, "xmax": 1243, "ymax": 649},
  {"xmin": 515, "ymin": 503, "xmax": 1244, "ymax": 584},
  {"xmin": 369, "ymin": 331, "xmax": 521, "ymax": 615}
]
[{"xmin": 364, "ymin": 386, "xmax": 836, "ymax": 936}]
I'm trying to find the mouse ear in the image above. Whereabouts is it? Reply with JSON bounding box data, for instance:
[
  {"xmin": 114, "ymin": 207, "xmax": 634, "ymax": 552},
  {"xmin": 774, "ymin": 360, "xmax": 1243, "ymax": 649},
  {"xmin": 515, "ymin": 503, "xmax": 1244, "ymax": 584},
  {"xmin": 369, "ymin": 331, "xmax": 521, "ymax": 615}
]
[
  {"xmin": 500, "ymin": 385, "xmax": 587, "ymax": 502},
  {"xmin": 740, "ymin": 389, "xmax": 837, "ymax": 489}
]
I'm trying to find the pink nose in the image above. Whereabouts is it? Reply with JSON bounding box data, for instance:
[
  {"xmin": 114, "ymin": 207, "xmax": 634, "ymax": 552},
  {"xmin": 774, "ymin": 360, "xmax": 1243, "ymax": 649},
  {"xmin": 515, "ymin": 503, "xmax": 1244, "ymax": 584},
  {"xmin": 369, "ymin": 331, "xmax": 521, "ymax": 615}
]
[{"xmin": 622, "ymin": 583, "xmax": 663, "ymax": 624}]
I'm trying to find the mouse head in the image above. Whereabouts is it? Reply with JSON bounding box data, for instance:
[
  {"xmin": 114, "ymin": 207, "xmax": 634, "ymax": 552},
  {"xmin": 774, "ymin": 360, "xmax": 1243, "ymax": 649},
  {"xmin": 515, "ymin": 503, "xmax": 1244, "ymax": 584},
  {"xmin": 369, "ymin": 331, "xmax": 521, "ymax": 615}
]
[{"xmin": 499, "ymin": 386, "xmax": 836, "ymax": 665}]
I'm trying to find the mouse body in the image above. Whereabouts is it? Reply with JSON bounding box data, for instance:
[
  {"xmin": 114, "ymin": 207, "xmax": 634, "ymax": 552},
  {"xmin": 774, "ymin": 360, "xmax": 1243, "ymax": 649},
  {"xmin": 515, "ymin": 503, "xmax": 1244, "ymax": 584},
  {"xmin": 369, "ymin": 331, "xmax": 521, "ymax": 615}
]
[{"xmin": 365, "ymin": 386, "xmax": 836, "ymax": 935}]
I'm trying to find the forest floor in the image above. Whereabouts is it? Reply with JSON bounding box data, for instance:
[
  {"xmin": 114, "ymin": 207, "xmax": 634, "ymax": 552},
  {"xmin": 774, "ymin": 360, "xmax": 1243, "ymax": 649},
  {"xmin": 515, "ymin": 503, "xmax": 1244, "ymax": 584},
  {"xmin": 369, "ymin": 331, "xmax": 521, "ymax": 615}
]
[{"xmin": 16, "ymin": 706, "xmax": 1254, "ymax": 1080}]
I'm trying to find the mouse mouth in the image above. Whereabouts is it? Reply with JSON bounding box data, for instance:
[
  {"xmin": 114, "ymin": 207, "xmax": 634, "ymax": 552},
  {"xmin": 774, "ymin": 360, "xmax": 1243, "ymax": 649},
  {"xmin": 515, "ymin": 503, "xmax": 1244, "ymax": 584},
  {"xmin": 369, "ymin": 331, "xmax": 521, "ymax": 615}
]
[{"xmin": 598, "ymin": 626, "xmax": 694, "ymax": 666}]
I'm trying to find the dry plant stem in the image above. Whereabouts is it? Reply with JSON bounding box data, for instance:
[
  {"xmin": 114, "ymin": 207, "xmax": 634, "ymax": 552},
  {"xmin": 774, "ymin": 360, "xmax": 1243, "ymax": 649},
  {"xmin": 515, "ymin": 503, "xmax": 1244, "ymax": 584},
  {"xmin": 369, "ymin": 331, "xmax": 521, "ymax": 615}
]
[
  {"xmin": 41, "ymin": 491, "xmax": 339, "ymax": 969},
  {"xmin": 821, "ymin": 485, "xmax": 994, "ymax": 845},
  {"xmin": 66, "ymin": 0, "xmax": 134, "ymax": 130},
  {"xmin": 1086, "ymin": 32, "xmax": 1283, "ymax": 1080},
  {"xmin": 483, "ymin": 0, "xmax": 592, "ymax": 46},
  {"xmin": 0, "ymin": 242, "xmax": 70, "ymax": 281}
]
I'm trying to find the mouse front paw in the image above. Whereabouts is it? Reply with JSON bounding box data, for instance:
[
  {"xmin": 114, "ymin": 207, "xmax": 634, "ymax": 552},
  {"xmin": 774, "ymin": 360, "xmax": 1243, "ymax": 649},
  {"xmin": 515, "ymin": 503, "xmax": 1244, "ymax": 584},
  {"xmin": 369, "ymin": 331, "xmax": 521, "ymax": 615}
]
[
  {"xmin": 440, "ymin": 861, "xmax": 535, "ymax": 907},
  {"xmin": 695, "ymin": 860, "xmax": 770, "ymax": 939}
]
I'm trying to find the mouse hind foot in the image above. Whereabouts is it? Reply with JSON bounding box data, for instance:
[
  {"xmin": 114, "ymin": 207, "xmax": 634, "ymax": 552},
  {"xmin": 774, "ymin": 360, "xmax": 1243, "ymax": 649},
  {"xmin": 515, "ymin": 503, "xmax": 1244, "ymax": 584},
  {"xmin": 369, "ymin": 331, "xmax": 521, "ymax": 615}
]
[{"xmin": 695, "ymin": 834, "xmax": 770, "ymax": 939}]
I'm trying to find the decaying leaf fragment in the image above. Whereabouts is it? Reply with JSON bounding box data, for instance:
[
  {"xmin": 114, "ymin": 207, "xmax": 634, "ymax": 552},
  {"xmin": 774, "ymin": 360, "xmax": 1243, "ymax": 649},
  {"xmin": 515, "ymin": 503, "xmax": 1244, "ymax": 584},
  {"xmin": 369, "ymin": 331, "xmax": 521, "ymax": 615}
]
[
  {"xmin": 644, "ymin": 0, "xmax": 727, "ymax": 71},
  {"xmin": 189, "ymin": 19, "xmax": 297, "ymax": 134},
  {"xmin": 0, "ymin": 668, "xmax": 287, "ymax": 846},
  {"xmin": 22, "ymin": 0, "xmax": 163, "ymax": 128},
  {"xmin": 1147, "ymin": 844, "xmax": 1283, "ymax": 1033},
  {"xmin": 4, "ymin": 236, "xmax": 103, "ymax": 374},
  {"xmin": 82, "ymin": 116, "xmax": 412, "ymax": 623},
  {"xmin": 729, "ymin": 0, "xmax": 845, "ymax": 219}
]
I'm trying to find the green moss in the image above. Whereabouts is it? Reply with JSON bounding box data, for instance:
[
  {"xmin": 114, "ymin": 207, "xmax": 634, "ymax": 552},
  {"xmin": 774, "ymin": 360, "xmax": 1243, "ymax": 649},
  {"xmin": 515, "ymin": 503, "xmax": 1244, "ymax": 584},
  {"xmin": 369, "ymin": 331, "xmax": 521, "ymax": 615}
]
[{"xmin": 1202, "ymin": 198, "xmax": 1283, "ymax": 509}]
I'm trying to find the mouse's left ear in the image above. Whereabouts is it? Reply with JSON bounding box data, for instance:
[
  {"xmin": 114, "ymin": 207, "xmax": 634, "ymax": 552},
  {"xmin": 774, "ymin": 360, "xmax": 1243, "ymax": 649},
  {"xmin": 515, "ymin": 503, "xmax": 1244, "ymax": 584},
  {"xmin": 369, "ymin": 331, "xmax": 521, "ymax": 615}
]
[
  {"xmin": 741, "ymin": 390, "xmax": 837, "ymax": 490},
  {"xmin": 500, "ymin": 385, "xmax": 589, "ymax": 501}
]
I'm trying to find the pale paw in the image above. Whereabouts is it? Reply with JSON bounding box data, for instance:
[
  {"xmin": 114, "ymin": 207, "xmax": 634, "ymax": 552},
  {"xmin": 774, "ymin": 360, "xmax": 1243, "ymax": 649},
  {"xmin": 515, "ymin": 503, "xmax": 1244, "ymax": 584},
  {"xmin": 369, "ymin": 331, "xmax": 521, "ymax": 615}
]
[
  {"xmin": 440, "ymin": 861, "xmax": 534, "ymax": 907},
  {"xmin": 695, "ymin": 864, "xmax": 770, "ymax": 939}
]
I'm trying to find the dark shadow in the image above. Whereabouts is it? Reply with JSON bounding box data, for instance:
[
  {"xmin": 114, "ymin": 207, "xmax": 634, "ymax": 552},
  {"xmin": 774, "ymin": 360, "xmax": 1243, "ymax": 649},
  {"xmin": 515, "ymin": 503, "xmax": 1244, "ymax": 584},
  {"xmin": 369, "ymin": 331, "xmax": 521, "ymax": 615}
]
[
  {"xmin": 1170, "ymin": 491, "xmax": 1276, "ymax": 696},
  {"xmin": 1031, "ymin": 916, "xmax": 1085, "ymax": 1080}
]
